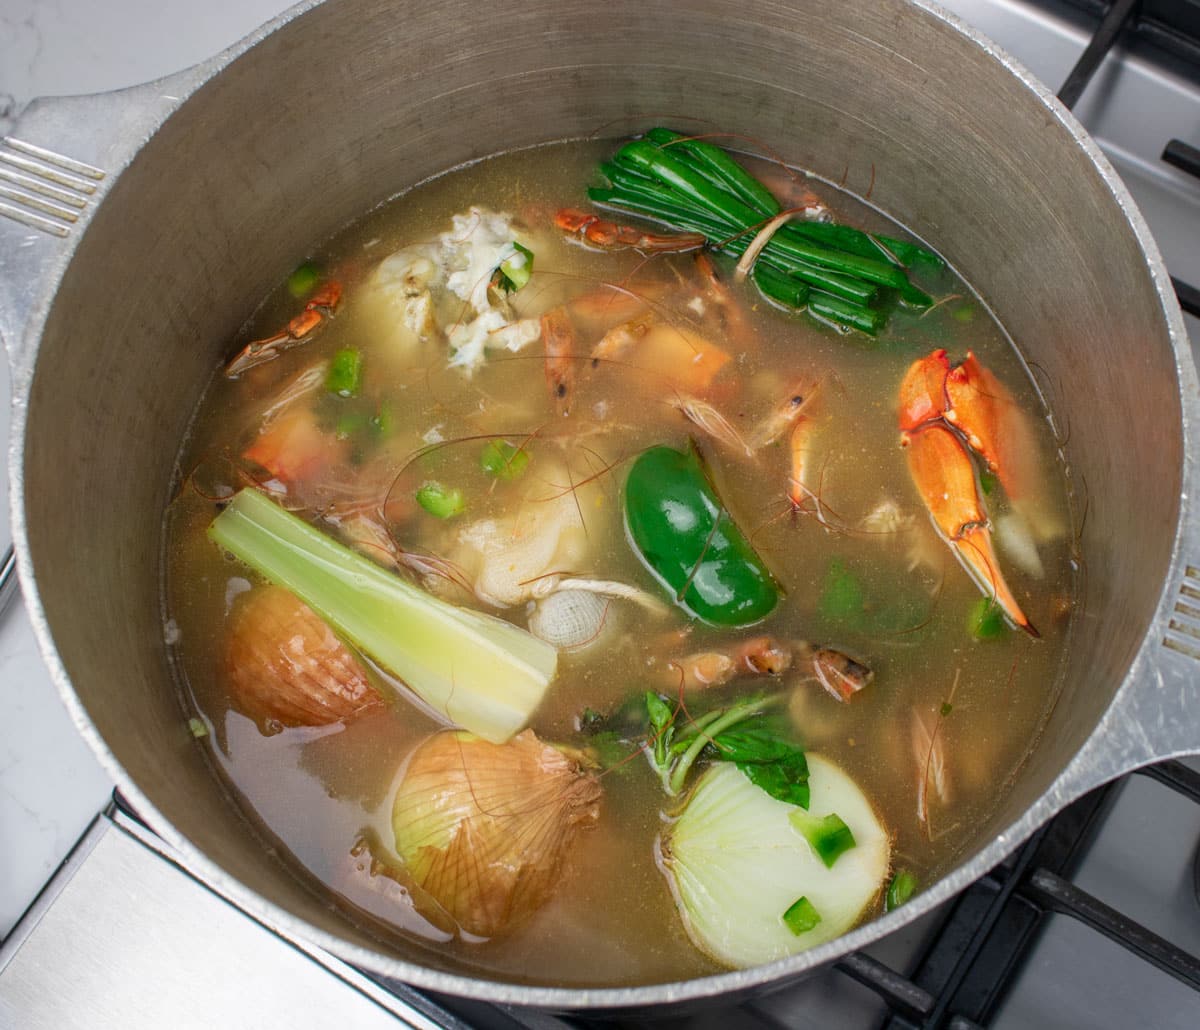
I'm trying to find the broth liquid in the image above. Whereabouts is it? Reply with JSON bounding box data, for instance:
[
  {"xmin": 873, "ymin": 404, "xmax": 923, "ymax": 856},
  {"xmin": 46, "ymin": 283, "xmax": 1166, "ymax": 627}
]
[{"xmin": 164, "ymin": 140, "xmax": 1077, "ymax": 986}]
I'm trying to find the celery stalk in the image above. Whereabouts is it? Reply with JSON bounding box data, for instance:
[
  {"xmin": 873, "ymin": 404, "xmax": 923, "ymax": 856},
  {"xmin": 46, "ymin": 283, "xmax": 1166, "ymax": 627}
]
[{"xmin": 208, "ymin": 489, "xmax": 558, "ymax": 743}]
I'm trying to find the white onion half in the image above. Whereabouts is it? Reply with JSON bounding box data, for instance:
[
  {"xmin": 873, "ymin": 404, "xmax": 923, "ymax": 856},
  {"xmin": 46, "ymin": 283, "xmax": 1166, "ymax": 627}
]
[{"xmin": 661, "ymin": 756, "xmax": 890, "ymax": 968}]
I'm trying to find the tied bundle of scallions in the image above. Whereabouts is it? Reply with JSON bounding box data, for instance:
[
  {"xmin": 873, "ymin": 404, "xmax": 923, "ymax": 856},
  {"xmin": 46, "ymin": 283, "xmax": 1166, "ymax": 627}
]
[{"xmin": 587, "ymin": 128, "xmax": 943, "ymax": 335}]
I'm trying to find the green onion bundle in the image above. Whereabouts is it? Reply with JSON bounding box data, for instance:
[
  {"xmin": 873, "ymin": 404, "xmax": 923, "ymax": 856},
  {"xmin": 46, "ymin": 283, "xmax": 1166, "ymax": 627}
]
[{"xmin": 587, "ymin": 128, "xmax": 943, "ymax": 335}]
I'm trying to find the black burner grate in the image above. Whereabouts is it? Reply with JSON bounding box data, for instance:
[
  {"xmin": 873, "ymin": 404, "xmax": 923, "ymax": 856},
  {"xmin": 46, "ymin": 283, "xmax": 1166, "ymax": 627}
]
[
  {"xmin": 1055, "ymin": 0, "xmax": 1200, "ymax": 315},
  {"xmin": 1059, "ymin": 0, "xmax": 1200, "ymax": 69},
  {"xmin": 850, "ymin": 761, "xmax": 1200, "ymax": 1029}
]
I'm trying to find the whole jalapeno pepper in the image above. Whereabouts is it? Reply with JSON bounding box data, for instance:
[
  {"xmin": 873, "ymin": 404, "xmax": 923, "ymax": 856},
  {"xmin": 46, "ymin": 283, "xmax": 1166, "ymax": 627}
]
[{"xmin": 624, "ymin": 440, "xmax": 780, "ymax": 626}]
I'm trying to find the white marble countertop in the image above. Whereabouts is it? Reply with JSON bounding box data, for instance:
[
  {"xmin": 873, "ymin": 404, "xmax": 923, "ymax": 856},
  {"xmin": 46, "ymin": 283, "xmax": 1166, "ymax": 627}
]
[{"xmin": 0, "ymin": 0, "xmax": 294, "ymax": 940}]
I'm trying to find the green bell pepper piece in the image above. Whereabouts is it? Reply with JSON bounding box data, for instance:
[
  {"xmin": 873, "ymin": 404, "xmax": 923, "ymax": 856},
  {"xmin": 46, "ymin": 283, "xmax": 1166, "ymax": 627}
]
[{"xmin": 624, "ymin": 441, "xmax": 780, "ymax": 626}]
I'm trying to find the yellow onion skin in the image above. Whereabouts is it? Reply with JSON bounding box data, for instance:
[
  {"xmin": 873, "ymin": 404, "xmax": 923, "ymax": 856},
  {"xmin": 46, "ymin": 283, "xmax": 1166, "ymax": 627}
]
[
  {"xmin": 224, "ymin": 585, "xmax": 382, "ymax": 731},
  {"xmin": 391, "ymin": 729, "xmax": 602, "ymax": 938}
]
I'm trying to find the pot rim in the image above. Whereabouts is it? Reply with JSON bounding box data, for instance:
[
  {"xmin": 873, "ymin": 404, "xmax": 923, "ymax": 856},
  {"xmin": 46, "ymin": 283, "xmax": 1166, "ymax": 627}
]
[{"xmin": 6, "ymin": 0, "xmax": 1192, "ymax": 1010}]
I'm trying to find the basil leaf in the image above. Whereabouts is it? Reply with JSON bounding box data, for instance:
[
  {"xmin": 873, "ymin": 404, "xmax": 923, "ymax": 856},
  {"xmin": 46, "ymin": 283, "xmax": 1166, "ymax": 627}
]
[
  {"xmin": 706, "ymin": 715, "xmax": 810, "ymax": 806},
  {"xmin": 645, "ymin": 691, "xmax": 675, "ymax": 768},
  {"xmin": 739, "ymin": 757, "xmax": 811, "ymax": 809},
  {"xmin": 712, "ymin": 722, "xmax": 803, "ymax": 765}
]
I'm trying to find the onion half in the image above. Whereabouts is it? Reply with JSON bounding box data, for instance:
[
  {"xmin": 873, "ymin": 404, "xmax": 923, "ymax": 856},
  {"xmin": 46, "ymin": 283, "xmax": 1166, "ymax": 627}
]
[
  {"xmin": 660, "ymin": 755, "xmax": 890, "ymax": 968},
  {"xmin": 392, "ymin": 729, "xmax": 602, "ymax": 938}
]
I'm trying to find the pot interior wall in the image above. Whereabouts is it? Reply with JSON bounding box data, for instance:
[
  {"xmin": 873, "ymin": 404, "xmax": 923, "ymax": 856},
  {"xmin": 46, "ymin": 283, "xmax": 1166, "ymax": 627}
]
[{"xmin": 20, "ymin": 0, "xmax": 1180, "ymax": 993}]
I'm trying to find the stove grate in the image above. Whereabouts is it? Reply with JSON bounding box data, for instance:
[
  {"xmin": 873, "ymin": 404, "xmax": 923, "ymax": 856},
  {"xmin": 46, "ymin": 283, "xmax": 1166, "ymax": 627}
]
[
  {"xmin": 1056, "ymin": 0, "xmax": 1200, "ymax": 317},
  {"xmin": 1060, "ymin": 0, "xmax": 1200, "ymax": 69},
  {"xmin": 832, "ymin": 761, "xmax": 1200, "ymax": 1030}
]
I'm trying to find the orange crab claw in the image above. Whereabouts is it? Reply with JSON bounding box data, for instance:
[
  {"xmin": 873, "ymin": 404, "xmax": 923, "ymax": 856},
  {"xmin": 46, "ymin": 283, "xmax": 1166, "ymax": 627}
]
[
  {"xmin": 307, "ymin": 281, "xmax": 342, "ymax": 312},
  {"xmin": 944, "ymin": 351, "xmax": 1042, "ymax": 502},
  {"xmin": 898, "ymin": 348, "xmax": 951, "ymax": 431},
  {"xmin": 285, "ymin": 308, "xmax": 324, "ymax": 339},
  {"xmin": 224, "ymin": 279, "xmax": 344, "ymax": 377},
  {"xmin": 904, "ymin": 423, "xmax": 1038, "ymax": 637}
]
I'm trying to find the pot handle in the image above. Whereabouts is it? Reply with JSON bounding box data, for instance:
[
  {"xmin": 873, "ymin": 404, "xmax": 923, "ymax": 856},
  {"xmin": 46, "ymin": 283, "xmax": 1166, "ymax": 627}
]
[
  {"xmin": 0, "ymin": 69, "xmax": 204, "ymax": 383},
  {"xmin": 1050, "ymin": 352, "xmax": 1200, "ymax": 805}
]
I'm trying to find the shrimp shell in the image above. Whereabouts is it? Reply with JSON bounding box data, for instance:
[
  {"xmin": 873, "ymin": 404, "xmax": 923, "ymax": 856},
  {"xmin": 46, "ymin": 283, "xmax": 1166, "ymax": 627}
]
[{"xmin": 672, "ymin": 396, "xmax": 753, "ymax": 458}]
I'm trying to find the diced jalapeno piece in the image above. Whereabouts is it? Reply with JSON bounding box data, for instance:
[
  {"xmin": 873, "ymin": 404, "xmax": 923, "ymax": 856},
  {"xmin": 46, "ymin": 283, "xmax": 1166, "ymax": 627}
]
[
  {"xmin": 416, "ymin": 481, "xmax": 465, "ymax": 519},
  {"xmin": 287, "ymin": 262, "xmax": 321, "ymax": 299},
  {"xmin": 326, "ymin": 348, "xmax": 363, "ymax": 398},
  {"xmin": 480, "ymin": 439, "xmax": 530, "ymax": 480}
]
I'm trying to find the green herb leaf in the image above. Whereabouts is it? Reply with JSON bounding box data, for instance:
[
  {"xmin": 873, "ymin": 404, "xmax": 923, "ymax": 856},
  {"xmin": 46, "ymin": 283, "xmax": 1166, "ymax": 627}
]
[
  {"xmin": 789, "ymin": 808, "xmax": 857, "ymax": 868},
  {"xmin": 940, "ymin": 701, "xmax": 954, "ymax": 717},
  {"xmin": 646, "ymin": 691, "xmax": 673, "ymax": 733},
  {"xmin": 658, "ymin": 698, "xmax": 805, "ymax": 799},
  {"xmin": 480, "ymin": 439, "xmax": 531, "ymax": 480},
  {"xmin": 326, "ymin": 348, "xmax": 363, "ymax": 397},
  {"xmin": 740, "ymin": 760, "xmax": 811, "ymax": 809},
  {"xmin": 709, "ymin": 722, "xmax": 799, "ymax": 763},
  {"xmin": 820, "ymin": 559, "xmax": 865, "ymax": 622},
  {"xmin": 712, "ymin": 719, "xmax": 810, "ymax": 807},
  {"xmin": 496, "ymin": 242, "xmax": 534, "ymax": 293},
  {"xmin": 588, "ymin": 130, "xmax": 939, "ymax": 334},
  {"xmin": 967, "ymin": 596, "xmax": 1009, "ymax": 640},
  {"xmin": 416, "ymin": 481, "xmax": 465, "ymax": 519},
  {"xmin": 782, "ymin": 895, "xmax": 822, "ymax": 935},
  {"xmin": 979, "ymin": 469, "xmax": 998, "ymax": 496},
  {"xmin": 188, "ymin": 717, "xmax": 209, "ymax": 739},
  {"xmin": 287, "ymin": 261, "xmax": 321, "ymax": 299},
  {"xmin": 646, "ymin": 691, "xmax": 675, "ymax": 768},
  {"xmin": 886, "ymin": 869, "xmax": 918, "ymax": 911}
]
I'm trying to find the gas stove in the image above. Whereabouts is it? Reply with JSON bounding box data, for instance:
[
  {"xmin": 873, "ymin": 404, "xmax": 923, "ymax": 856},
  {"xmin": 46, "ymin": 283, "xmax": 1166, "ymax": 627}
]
[{"xmin": 1, "ymin": 2, "xmax": 1198, "ymax": 1027}]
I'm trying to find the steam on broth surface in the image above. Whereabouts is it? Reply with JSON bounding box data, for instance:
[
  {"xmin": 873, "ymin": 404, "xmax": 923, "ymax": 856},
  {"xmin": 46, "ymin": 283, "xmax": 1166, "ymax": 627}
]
[{"xmin": 164, "ymin": 137, "xmax": 1077, "ymax": 987}]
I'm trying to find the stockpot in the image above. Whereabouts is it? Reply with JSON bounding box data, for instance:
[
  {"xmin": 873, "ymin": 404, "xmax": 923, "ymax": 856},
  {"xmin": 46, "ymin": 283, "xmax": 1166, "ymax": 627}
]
[{"xmin": 1, "ymin": 0, "xmax": 1197, "ymax": 1013}]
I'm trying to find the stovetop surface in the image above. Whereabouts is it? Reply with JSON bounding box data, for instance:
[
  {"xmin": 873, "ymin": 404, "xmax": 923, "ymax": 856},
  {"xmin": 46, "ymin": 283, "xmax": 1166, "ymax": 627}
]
[{"xmin": 1, "ymin": 1, "xmax": 1198, "ymax": 1026}]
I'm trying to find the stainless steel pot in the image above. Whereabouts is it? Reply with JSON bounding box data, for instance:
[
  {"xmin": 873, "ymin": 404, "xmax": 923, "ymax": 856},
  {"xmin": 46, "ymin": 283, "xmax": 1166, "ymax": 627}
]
[{"xmin": 1, "ymin": 0, "xmax": 1197, "ymax": 1012}]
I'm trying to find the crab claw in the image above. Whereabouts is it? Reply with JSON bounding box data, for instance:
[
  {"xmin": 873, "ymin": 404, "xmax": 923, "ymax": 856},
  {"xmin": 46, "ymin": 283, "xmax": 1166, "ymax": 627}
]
[
  {"xmin": 224, "ymin": 280, "xmax": 344, "ymax": 377},
  {"xmin": 903, "ymin": 423, "xmax": 1038, "ymax": 637},
  {"xmin": 944, "ymin": 352, "xmax": 1039, "ymax": 498},
  {"xmin": 898, "ymin": 348, "xmax": 951, "ymax": 431},
  {"xmin": 307, "ymin": 281, "xmax": 343, "ymax": 311}
]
